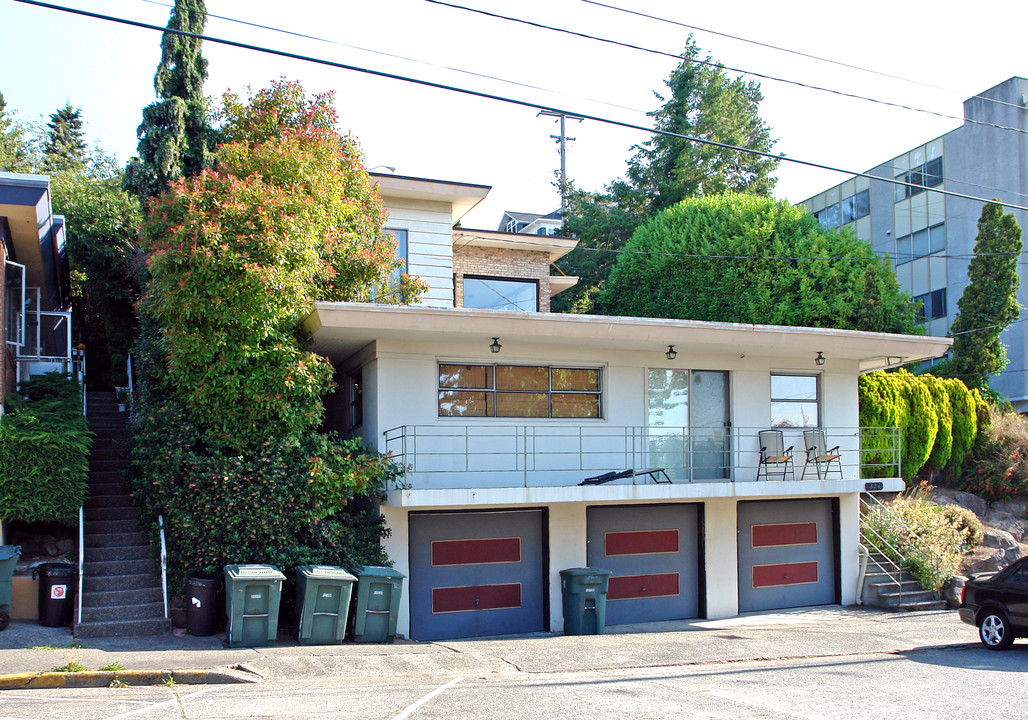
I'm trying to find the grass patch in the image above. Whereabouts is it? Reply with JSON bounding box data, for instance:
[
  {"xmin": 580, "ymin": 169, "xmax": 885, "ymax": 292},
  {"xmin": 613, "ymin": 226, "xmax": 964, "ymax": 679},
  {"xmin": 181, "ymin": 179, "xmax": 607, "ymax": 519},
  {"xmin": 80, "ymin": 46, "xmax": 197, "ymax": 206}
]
[
  {"xmin": 99, "ymin": 662, "xmax": 126, "ymax": 672},
  {"xmin": 108, "ymin": 678, "xmax": 130, "ymax": 688},
  {"xmin": 50, "ymin": 660, "xmax": 87, "ymax": 673},
  {"xmin": 32, "ymin": 641, "xmax": 82, "ymax": 650}
]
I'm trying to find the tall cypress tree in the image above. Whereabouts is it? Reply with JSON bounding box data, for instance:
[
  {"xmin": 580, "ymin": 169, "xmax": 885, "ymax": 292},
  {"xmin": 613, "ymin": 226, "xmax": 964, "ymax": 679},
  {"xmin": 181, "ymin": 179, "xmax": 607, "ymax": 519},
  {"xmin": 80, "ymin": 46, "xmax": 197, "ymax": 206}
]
[
  {"xmin": 123, "ymin": 0, "xmax": 214, "ymax": 205},
  {"xmin": 42, "ymin": 103, "xmax": 88, "ymax": 171},
  {"xmin": 948, "ymin": 202, "xmax": 1023, "ymax": 389}
]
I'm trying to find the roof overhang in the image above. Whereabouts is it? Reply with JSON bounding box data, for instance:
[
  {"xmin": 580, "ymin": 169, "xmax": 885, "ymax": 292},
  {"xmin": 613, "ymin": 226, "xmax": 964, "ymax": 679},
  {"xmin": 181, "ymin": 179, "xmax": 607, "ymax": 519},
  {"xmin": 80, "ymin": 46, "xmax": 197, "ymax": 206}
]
[
  {"xmin": 453, "ymin": 229, "xmax": 579, "ymax": 262},
  {"xmin": 549, "ymin": 275, "xmax": 579, "ymax": 296},
  {"xmin": 305, "ymin": 302, "xmax": 952, "ymax": 372},
  {"xmin": 0, "ymin": 172, "xmax": 64, "ymax": 307},
  {"xmin": 371, "ymin": 172, "xmax": 490, "ymax": 225}
]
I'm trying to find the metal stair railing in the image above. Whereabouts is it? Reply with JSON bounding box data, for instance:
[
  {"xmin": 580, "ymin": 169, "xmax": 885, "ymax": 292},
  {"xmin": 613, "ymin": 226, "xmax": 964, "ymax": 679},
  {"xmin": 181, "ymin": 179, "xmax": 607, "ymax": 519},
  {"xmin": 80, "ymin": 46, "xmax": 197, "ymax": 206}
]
[{"xmin": 857, "ymin": 511, "xmax": 906, "ymax": 605}]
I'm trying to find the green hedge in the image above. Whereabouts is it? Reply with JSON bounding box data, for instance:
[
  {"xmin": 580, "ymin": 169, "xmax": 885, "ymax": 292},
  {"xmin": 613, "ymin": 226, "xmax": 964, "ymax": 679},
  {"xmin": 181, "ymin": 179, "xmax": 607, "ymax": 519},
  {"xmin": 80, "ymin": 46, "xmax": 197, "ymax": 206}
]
[{"xmin": 0, "ymin": 374, "xmax": 91, "ymax": 524}]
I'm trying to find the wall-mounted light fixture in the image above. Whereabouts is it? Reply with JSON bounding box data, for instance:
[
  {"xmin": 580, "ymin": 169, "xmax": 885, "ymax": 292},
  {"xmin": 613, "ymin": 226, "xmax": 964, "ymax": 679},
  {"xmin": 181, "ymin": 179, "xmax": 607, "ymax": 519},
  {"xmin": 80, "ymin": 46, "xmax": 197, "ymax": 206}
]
[
  {"xmin": 490, "ymin": 337, "xmax": 502, "ymax": 354},
  {"xmin": 815, "ymin": 351, "xmax": 825, "ymax": 366},
  {"xmin": 666, "ymin": 345, "xmax": 677, "ymax": 360}
]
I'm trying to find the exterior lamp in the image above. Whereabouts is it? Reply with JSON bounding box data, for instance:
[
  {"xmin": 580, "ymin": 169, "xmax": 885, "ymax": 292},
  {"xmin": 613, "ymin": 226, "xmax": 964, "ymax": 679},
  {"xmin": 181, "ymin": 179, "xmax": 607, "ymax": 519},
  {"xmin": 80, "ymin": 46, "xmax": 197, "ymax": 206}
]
[
  {"xmin": 490, "ymin": 337, "xmax": 502, "ymax": 354},
  {"xmin": 666, "ymin": 345, "xmax": 677, "ymax": 360},
  {"xmin": 815, "ymin": 351, "xmax": 825, "ymax": 366}
]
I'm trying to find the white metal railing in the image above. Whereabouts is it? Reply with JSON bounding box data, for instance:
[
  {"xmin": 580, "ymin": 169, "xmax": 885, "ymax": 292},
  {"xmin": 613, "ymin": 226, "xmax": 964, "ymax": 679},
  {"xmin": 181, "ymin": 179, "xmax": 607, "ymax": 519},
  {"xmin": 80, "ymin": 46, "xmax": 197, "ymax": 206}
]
[
  {"xmin": 859, "ymin": 492, "xmax": 946, "ymax": 601},
  {"xmin": 76, "ymin": 506, "xmax": 84, "ymax": 625},
  {"xmin": 381, "ymin": 425, "xmax": 900, "ymax": 490},
  {"xmin": 159, "ymin": 515, "xmax": 168, "ymax": 620}
]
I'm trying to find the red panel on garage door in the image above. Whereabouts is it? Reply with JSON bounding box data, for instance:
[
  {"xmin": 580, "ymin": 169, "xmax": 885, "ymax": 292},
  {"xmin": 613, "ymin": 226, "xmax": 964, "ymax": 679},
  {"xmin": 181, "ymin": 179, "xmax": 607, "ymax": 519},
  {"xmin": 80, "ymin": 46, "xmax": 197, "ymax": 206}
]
[
  {"xmin": 431, "ymin": 537, "xmax": 521, "ymax": 567},
  {"xmin": 432, "ymin": 583, "xmax": 523, "ymax": 613},
  {"xmin": 605, "ymin": 529, "xmax": 679, "ymax": 556},
  {"xmin": 751, "ymin": 522, "xmax": 818, "ymax": 548},
  {"xmin": 751, "ymin": 561, "xmax": 819, "ymax": 588},
  {"xmin": 608, "ymin": 573, "xmax": 679, "ymax": 600}
]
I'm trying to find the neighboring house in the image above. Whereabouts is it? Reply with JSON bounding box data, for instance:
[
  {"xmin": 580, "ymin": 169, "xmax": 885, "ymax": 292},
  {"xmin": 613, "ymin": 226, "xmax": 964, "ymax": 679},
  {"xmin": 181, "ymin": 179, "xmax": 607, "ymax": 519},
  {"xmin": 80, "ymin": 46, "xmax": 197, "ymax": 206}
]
[
  {"xmin": 800, "ymin": 76, "xmax": 1028, "ymax": 410},
  {"xmin": 303, "ymin": 172, "xmax": 952, "ymax": 642},
  {"xmin": 0, "ymin": 172, "xmax": 73, "ymax": 399},
  {"xmin": 497, "ymin": 209, "xmax": 563, "ymax": 237}
]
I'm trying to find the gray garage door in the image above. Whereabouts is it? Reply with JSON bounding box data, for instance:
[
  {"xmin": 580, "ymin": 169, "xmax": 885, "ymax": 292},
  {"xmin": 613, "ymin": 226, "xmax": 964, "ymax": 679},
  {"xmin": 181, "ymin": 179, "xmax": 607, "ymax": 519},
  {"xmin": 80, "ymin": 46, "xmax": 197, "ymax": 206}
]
[
  {"xmin": 409, "ymin": 509, "xmax": 546, "ymax": 641},
  {"xmin": 737, "ymin": 499, "xmax": 837, "ymax": 613},
  {"xmin": 586, "ymin": 504, "xmax": 702, "ymax": 625}
]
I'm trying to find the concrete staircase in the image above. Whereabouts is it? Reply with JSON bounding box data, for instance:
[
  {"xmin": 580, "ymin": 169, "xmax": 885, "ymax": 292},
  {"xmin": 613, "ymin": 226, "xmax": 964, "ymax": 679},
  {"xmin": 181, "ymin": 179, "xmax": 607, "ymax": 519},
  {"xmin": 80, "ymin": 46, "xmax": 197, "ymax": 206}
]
[
  {"xmin": 861, "ymin": 552, "xmax": 947, "ymax": 612},
  {"xmin": 74, "ymin": 391, "xmax": 170, "ymax": 638}
]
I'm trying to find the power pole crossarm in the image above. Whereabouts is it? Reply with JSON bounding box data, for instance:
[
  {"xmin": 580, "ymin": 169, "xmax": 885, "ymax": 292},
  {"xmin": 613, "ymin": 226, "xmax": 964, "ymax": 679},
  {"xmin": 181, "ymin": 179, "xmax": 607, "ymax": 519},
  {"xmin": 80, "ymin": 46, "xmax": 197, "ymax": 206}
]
[{"xmin": 538, "ymin": 110, "xmax": 583, "ymax": 212}]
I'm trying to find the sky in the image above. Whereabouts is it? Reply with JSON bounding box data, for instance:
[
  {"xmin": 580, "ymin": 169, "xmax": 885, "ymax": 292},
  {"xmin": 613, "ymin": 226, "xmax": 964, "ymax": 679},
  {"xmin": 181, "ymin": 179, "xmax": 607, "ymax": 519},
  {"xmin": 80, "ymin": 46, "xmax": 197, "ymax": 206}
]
[{"xmin": 1, "ymin": 0, "xmax": 1025, "ymax": 229}]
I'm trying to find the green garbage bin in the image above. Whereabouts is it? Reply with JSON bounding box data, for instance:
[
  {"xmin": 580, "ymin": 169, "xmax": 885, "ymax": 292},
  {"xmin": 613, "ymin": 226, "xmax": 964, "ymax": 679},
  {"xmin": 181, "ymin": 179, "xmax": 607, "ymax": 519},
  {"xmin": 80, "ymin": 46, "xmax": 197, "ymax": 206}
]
[
  {"xmin": 224, "ymin": 564, "xmax": 285, "ymax": 648},
  {"xmin": 295, "ymin": 565, "xmax": 356, "ymax": 645},
  {"xmin": 560, "ymin": 568, "xmax": 612, "ymax": 636},
  {"xmin": 352, "ymin": 566, "xmax": 405, "ymax": 643},
  {"xmin": 0, "ymin": 545, "xmax": 22, "ymax": 631}
]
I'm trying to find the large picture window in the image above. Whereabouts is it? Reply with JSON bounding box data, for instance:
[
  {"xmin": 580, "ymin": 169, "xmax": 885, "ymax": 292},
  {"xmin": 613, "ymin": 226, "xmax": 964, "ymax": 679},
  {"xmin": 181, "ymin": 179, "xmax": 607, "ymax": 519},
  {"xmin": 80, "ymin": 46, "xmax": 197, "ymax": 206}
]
[
  {"xmin": 463, "ymin": 276, "xmax": 538, "ymax": 312},
  {"xmin": 770, "ymin": 374, "xmax": 820, "ymax": 428},
  {"xmin": 438, "ymin": 364, "xmax": 600, "ymax": 418}
]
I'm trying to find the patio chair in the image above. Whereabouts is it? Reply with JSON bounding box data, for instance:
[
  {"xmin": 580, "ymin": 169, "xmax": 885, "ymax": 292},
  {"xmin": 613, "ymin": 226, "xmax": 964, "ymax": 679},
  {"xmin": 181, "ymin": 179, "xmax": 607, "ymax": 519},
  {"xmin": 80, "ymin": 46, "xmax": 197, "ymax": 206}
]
[
  {"xmin": 757, "ymin": 430, "xmax": 795, "ymax": 481},
  {"xmin": 801, "ymin": 428, "xmax": 843, "ymax": 481}
]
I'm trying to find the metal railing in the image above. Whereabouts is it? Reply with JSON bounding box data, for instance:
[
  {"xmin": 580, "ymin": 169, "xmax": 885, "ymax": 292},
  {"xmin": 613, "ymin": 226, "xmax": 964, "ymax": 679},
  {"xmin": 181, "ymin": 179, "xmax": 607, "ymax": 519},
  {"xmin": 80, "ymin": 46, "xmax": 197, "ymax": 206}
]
[
  {"xmin": 382, "ymin": 424, "xmax": 900, "ymax": 490},
  {"xmin": 76, "ymin": 506, "xmax": 84, "ymax": 625},
  {"xmin": 158, "ymin": 515, "xmax": 168, "ymax": 620}
]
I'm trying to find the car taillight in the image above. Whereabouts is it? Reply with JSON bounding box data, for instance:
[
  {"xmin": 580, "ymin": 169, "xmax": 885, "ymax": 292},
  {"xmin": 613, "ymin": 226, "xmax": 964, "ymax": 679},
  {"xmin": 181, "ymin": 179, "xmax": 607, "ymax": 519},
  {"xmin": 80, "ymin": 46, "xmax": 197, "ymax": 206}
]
[{"xmin": 961, "ymin": 585, "xmax": 966, "ymax": 604}]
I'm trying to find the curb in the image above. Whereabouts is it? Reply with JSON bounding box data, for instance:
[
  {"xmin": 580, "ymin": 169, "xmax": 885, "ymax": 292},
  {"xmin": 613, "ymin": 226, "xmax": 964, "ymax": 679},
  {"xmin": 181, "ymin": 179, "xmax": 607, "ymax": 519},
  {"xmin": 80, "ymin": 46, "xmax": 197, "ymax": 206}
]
[{"xmin": 0, "ymin": 667, "xmax": 261, "ymax": 690}]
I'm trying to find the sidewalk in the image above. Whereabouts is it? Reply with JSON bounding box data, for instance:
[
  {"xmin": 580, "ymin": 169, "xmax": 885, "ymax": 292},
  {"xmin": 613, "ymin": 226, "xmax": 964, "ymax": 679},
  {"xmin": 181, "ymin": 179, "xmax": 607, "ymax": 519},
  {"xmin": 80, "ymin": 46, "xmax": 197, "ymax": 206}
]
[{"xmin": 0, "ymin": 606, "xmax": 976, "ymax": 689}]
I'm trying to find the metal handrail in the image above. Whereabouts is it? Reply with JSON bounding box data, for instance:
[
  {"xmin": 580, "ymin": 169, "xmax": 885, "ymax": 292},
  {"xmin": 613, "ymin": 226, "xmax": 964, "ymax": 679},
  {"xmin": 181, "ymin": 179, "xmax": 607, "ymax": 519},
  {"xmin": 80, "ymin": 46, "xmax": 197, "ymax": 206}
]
[
  {"xmin": 158, "ymin": 515, "xmax": 168, "ymax": 620},
  {"xmin": 76, "ymin": 505, "xmax": 84, "ymax": 625},
  {"xmin": 857, "ymin": 519, "xmax": 906, "ymax": 603},
  {"xmin": 860, "ymin": 492, "xmax": 946, "ymax": 584}
]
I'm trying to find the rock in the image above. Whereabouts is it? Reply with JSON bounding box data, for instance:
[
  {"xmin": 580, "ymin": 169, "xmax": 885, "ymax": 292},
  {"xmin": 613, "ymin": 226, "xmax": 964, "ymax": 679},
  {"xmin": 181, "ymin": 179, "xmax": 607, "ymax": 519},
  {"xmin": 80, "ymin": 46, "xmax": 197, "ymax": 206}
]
[
  {"xmin": 954, "ymin": 491, "xmax": 989, "ymax": 518},
  {"xmin": 55, "ymin": 539, "xmax": 75, "ymax": 554},
  {"xmin": 43, "ymin": 539, "xmax": 59, "ymax": 556},
  {"xmin": 933, "ymin": 495, "xmax": 959, "ymax": 507},
  {"xmin": 983, "ymin": 528, "xmax": 1019, "ymax": 551},
  {"xmin": 985, "ymin": 511, "xmax": 1028, "ymax": 542},
  {"xmin": 967, "ymin": 556, "xmax": 1005, "ymax": 575},
  {"xmin": 942, "ymin": 576, "xmax": 966, "ymax": 608}
]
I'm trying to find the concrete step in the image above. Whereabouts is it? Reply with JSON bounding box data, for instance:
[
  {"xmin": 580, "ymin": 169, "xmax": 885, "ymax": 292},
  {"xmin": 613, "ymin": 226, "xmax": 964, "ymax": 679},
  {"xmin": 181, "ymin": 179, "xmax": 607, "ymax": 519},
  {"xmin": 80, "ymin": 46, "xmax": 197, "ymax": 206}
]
[
  {"xmin": 81, "ymin": 586, "xmax": 163, "ymax": 608},
  {"xmin": 896, "ymin": 600, "xmax": 949, "ymax": 612},
  {"xmin": 84, "ymin": 505, "xmax": 140, "ymax": 522},
  {"xmin": 87, "ymin": 545, "xmax": 152, "ymax": 562},
  {"xmin": 86, "ymin": 482, "xmax": 131, "ymax": 497},
  {"xmin": 84, "ymin": 573, "xmax": 161, "ymax": 593},
  {"xmin": 85, "ymin": 495, "xmax": 135, "ymax": 510},
  {"xmin": 87, "ymin": 459, "xmax": 128, "ymax": 473},
  {"xmin": 90, "ymin": 448, "xmax": 127, "ymax": 462},
  {"xmin": 84, "ymin": 532, "xmax": 148, "ymax": 548},
  {"xmin": 74, "ymin": 617, "xmax": 171, "ymax": 639},
  {"xmin": 80, "ymin": 601, "xmax": 166, "ymax": 624},
  {"xmin": 84, "ymin": 558, "xmax": 158, "ymax": 577},
  {"xmin": 84, "ymin": 518, "xmax": 144, "ymax": 534},
  {"xmin": 92, "ymin": 436, "xmax": 130, "ymax": 451},
  {"xmin": 876, "ymin": 589, "xmax": 940, "ymax": 607}
]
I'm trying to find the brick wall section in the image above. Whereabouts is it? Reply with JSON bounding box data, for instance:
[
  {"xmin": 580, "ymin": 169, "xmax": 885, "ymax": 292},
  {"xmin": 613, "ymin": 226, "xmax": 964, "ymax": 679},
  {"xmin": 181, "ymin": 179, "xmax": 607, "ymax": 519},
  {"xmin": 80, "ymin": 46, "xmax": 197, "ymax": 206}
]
[{"xmin": 453, "ymin": 245, "xmax": 553, "ymax": 312}]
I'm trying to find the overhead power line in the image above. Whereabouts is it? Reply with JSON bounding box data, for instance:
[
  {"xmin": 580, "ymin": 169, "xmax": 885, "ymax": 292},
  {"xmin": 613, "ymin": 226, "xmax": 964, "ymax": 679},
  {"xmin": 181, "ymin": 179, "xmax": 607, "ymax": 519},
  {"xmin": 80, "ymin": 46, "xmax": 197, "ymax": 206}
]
[
  {"xmin": 16, "ymin": 0, "xmax": 1028, "ymax": 214},
  {"xmin": 423, "ymin": 0, "xmax": 1028, "ymax": 138}
]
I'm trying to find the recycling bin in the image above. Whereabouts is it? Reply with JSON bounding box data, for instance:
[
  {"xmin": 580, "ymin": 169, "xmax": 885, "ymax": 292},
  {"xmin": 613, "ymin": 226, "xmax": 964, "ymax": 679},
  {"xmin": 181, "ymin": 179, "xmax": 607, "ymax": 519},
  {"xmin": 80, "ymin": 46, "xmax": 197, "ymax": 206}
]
[
  {"xmin": 32, "ymin": 563, "xmax": 78, "ymax": 628},
  {"xmin": 351, "ymin": 566, "xmax": 405, "ymax": 643},
  {"xmin": 295, "ymin": 565, "xmax": 356, "ymax": 645},
  {"xmin": 223, "ymin": 564, "xmax": 285, "ymax": 648},
  {"xmin": 560, "ymin": 568, "xmax": 612, "ymax": 636},
  {"xmin": 185, "ymin": 572, "xmax": 224, "ymax": 637},
  {"xmin": 0, "ymin": 545, "xmax": 22, "ymax": 631}
]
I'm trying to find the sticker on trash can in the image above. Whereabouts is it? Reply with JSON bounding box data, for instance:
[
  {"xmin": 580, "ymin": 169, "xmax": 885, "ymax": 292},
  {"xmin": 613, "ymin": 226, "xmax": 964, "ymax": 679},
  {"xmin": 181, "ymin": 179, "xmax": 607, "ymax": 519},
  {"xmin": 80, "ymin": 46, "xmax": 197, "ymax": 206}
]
[
  {"xmin": 192, "ymin": 597, "xmax": 202, "ymax": 607},
  {"xmin": 50, "ymin": 585, "xmax": 67, "ymax": 599},
  {"xmin": 250, "ymin": 594, "xmax": 262, "ymax": 599},
  {"xmin": 373, "ymin": 590, "xmax": 384, "ymax": 595},
  {"xmin": 322, "ymin": 592, "xmax": 333, "ymax": 598}
]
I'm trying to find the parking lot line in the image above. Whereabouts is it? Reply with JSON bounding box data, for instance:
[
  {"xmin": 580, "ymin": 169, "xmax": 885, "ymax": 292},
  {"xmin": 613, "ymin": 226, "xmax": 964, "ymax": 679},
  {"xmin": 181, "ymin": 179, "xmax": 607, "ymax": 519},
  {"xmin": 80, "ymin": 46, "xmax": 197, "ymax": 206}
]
[
  {"xmin": 103, "ymin": 686, "xmax": 223, "ymax": 720},
  {"xmin": 390, "ymin": 677, "xmax": 463, "ymax": 720}
]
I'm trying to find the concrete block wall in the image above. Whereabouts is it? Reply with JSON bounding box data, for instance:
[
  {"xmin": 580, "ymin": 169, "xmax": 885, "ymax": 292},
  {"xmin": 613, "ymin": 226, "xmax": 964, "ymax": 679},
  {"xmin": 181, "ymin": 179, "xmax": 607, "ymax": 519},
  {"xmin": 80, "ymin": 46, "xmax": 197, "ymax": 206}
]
[{"xmin": 453, "ymin": 245, "xmax": 553, "ymax": 312}]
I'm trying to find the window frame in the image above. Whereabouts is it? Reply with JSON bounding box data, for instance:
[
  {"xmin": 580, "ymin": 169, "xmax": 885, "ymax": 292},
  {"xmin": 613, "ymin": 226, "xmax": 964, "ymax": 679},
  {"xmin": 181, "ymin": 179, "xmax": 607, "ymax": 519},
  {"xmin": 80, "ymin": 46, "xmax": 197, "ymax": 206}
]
[
  {"xmin": 769, "ymin": 372, "xmax": 821, "ymax": 429},
  {"xmin": 437, "ymin": 363, "xmax": 603, "ymax": 419},
  {"xmin": 462, "ymin": 274, "xmax": 540, "ymax": 312}
]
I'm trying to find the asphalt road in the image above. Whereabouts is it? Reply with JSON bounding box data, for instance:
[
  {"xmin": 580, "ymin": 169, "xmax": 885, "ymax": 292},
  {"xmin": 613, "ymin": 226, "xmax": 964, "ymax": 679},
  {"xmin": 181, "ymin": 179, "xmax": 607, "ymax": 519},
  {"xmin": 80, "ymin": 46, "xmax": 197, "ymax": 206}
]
[{"xmin": 2, "ymin": 643, "xmax": 1027, "ymax": 720}]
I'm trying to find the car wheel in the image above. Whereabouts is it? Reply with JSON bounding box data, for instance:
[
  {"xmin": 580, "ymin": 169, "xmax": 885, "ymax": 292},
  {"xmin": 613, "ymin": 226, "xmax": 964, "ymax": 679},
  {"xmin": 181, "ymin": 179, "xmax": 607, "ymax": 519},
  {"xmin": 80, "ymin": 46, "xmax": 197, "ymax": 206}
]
[{"xmin": 979, "ymin": 611, "xmax": 1014, "ymax": 650}]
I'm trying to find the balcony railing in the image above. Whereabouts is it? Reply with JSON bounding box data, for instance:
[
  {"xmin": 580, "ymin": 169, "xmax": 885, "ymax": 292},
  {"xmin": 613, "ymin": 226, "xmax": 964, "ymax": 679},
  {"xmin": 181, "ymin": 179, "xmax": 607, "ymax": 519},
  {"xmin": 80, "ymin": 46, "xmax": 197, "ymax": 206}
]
[
  {"xmin": 12, "ymin": 310, "xmax": 73, "ymax": 382},
  {"xmin": 382, "ymin": 424, "xmax": 900, "ymax": 491}
]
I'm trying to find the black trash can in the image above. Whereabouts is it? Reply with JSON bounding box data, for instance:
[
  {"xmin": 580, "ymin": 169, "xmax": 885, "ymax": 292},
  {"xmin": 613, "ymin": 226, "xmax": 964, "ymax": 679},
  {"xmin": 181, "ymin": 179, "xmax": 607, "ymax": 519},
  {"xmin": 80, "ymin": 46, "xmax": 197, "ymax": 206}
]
[
  {"xmin": 185, "ymin": 572, "xmax": 224, "ymax": 636},
  {"xmin": 32, "ymin": 563, "xmax": 77, "ymax": 628}
]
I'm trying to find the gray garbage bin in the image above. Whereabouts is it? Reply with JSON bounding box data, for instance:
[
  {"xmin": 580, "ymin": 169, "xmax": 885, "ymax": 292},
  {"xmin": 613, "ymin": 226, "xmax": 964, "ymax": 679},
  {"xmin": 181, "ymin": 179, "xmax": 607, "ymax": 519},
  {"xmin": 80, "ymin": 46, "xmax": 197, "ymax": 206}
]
[
  {"xmin": 295, "ymin": 565, "xmax": 356, "ymax": 645},
  {"xmin": 0, "ymin": 545, "xmax": 21, "ymax": 631},
  {"xmin": 352, "ymin": 566, "xmax": 405, "ymax": 643},
  {"xmin": 224, "ymin": 564, "xmax": 285, "ymax": 647},
  {"xmin": 560, "ymin": 568, "xmax": 612, "ymax": 635}
]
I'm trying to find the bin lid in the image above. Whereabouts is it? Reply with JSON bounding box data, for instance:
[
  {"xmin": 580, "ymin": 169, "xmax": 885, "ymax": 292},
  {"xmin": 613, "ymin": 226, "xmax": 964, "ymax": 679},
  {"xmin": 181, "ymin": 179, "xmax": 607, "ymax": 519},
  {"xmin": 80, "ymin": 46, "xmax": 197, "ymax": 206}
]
[
  {"xmin": 354, "ymin": 565, "xmax": 406, "ymax": 580},
  {"xmin": 37, "ymin": 562, "xmax": 77, "ymax": 575},
  {"xmin": 560, "ymin": 567, "xmax": 613, "ymax": 578},
  {"xmin": 224, "ymin": 564, "xmax": 285, "ymax": 581},
  {"xmin": 297, "ymin": 565, "xmax": 357, "ymax": 581},
  {"xmin": 0, "ymin": 545, "xmax": 22, "ymax": 561}
]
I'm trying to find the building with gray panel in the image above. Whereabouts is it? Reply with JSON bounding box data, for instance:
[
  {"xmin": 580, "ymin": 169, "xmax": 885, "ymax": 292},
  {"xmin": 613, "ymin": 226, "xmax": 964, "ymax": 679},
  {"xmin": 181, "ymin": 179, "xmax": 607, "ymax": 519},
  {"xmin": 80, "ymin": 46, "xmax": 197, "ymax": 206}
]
[{"xmin": 800, "ymin": 77, "xmax": 1028, "ymax": 410}]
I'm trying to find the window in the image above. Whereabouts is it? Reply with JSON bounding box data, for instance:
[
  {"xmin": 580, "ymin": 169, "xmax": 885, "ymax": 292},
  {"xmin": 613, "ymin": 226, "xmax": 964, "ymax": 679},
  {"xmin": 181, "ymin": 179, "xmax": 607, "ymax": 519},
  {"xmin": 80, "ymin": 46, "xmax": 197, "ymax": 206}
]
[
  {"xmin": 463, "ymin": 276, "xmax": 538, "ymax": 312},
  {"xmin": 348, "ymin": 370, "xmax": 363, "ymax": 430},
  {"xmin": 895, "ymin": 223, "xmax": 946, "ymax": 264},
  {"xmin": 647, "ymin": 369, "xmax": 730, "ymax": 480},
  {"xmin": 384, "ymin": 228, "xmax": 408, "ymax": 290},
  {"xmin": 770, "ymin": 374, "xmax": 819, "ymax": 428},
  {"xmin": 914, "ymin": 288, "xmax": 946, "ymax": 323},
  {"xmin": 506, "ymin": 218, "xmax": 518, "ymax": 233},
  {"xmin": 438, "ymin": 364, "xmax": 601, "ymax": 418},
  {"xmin": 841, "ymin": 189, "xmax": 870, "ymax": 225},
  {"xmin": 895, "ymin": 157, "xmax": 944, "ymax": 201}
]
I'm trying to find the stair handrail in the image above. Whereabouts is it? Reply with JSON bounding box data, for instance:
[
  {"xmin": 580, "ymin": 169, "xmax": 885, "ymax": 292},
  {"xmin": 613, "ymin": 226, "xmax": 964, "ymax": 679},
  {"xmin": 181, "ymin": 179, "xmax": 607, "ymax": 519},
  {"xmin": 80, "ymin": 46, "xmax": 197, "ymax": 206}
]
[
  {"xmin": 77, "ymin": 505, "xmax": 84, "ymax": 625},
  {"xmin": 159, "ymin": 515, "xmax": 168, "ymax": 620},
  {"xmin": 860, "ymin": 492, "xmax": 945, "ymax": 589},
  {"xmin": 857, "ymin": 519, "xmax": 905, "ymax": 604}
]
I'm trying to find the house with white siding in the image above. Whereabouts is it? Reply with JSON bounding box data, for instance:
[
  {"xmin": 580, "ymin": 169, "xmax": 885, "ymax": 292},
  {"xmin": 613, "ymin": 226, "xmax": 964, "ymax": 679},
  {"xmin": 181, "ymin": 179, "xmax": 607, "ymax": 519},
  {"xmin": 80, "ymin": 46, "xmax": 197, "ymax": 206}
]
[{"xmin": 304, "ymin": 173, "xmax": 952, "ymax": 641}]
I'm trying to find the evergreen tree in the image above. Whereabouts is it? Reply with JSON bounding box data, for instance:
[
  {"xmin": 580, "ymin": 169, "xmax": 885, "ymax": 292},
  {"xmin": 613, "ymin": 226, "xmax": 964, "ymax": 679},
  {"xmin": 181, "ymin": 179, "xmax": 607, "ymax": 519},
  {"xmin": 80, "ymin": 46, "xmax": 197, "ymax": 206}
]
[
  {"xmin": 41, "ymin": 103, "xmax": 87, "ymax": 171},
  {"xmin": 947, "ymin": 202, "xmax": 1023, "ymax": 389},
  {"xmin": 0, "ymin": 92, "xmax": 34, "ymax": 172},
  {"xmin": 123, "ymin": 0, "xmax": 214, "ymax": 205}
]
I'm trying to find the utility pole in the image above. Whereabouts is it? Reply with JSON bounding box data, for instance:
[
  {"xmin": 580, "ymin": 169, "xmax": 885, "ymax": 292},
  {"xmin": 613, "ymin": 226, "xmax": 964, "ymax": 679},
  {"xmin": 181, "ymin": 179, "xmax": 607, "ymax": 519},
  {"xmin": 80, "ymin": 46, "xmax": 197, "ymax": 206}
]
[{"xmin": 537, "ymin": 110, "xmax": 583, "ymax": 212}]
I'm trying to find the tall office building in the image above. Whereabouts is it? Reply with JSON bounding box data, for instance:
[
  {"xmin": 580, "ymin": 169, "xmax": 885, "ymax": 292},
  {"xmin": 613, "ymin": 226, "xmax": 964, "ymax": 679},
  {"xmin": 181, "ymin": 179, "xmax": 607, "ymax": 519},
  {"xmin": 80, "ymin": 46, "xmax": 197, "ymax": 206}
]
[{"xmin": 800, "ymin": 77, "xmax": 1028, "ymax": 409}]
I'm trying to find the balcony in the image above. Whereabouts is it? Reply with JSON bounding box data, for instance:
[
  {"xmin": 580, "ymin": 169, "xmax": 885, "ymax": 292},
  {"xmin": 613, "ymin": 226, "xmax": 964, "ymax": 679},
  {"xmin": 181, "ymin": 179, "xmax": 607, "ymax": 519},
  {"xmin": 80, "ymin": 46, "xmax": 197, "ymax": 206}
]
[
  {"xmin": 12, "ymin": 309, "xmax": 73, "ymax": 382},
  {"xmin": 382, "ymin": 424, "xmax": 900, "ymax": 495}
]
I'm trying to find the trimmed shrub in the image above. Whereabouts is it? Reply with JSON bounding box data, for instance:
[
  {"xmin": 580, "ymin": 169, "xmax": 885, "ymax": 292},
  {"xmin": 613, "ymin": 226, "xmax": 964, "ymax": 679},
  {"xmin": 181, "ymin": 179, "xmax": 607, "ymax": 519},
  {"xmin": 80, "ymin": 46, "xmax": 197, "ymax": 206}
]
[{"xmin": 0, "ymin": 373, "xmax": 91, "ymax": 524}]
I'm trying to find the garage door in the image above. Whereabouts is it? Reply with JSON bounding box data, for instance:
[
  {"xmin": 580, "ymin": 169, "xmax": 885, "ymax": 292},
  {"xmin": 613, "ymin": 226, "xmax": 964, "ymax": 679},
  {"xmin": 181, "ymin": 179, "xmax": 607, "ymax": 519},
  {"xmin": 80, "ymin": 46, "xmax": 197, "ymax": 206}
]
[
  {"xmin": 737, "ymin": 499, "xmax": 837, "ymax": 613},
  {"xmin": 586, "ymin": 504, "xmax": 702, "ymax": 626},
  {"xmin": 409, "ymin": 509, "xmax": 546, "ymax": 641}
]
